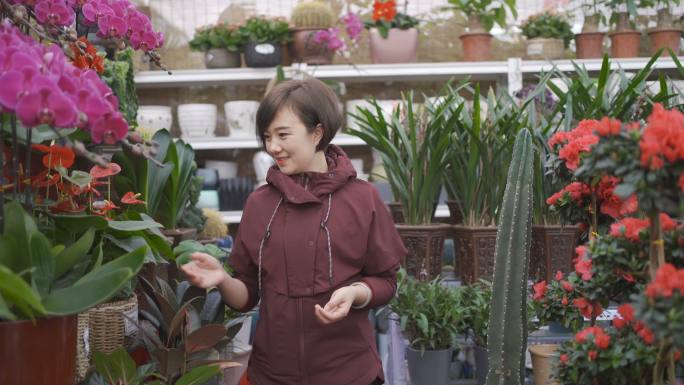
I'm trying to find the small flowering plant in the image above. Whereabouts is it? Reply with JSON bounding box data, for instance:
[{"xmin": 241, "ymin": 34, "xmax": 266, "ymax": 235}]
[
  {"xmin": 363, "ymin": 0, "xmax": 420, "ymax": 39},
  {"xmin": 310, "ymin": 12, "xmax": 363, "ymax": 58},
  {"xmin": 531, "ymin": 270, "xmax": 585, "ymax": 331}
]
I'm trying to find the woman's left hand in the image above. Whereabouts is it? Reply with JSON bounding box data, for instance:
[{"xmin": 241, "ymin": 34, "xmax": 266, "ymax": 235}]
[{"xmin": 314, "ymin": 286, "xmax": 360, "ymax": 325}]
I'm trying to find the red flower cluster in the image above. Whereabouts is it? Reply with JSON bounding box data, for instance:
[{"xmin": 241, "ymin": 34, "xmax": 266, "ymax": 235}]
[
  {"xmin": 595, "ymin": 117, "xmax": 622, "ymax": 137},
  {"xmin": 70, "ymin": 37, "xmax": 104, "ymax": 74},
  {"xmin": 573, "ymin": 297, "xmax": 603, "ymax": 319},
  {"xmin": 548, "ymin": 119, "xmax": 600, "ymax": 171},
  {"xmin": 609, "ymin": 213, "xmax": 678, "ymax": 242},
  {"xmin": 646, "ymin": 263, "xmax": 684, "ymax": 299},
  {"xmin": 533, "ymin": 280, "xmax": 548, "ymax": 300},
  {"xmin": 574, "ymin": 246, "xmax": 593, "ymax": 281},
  {"xmin": 596, "ymin": 175, "xmax": 638, "ymax": 219},
  {"xmin": 372, "ymin": 0, "xmax": 397, "ymax": 22},
  {"xmin": 639, "ymin": 104, "xmax": 684, "ymax": 171},
  {"xmin": 612, "ymin": 304, "xmax": 655, "ymax": 345},
  {"xmin": 575, "ymin": 325, "xmax": 611, "ymax": 349},
  {"xmin": 546, "ymin": 182, "xmax": 591, "ymax": 206}
]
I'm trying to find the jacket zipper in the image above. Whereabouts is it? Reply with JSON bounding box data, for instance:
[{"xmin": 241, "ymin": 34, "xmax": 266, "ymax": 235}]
[{"xmin": 297, "ymin": 297, "xmax": 308, "ymax": 385}]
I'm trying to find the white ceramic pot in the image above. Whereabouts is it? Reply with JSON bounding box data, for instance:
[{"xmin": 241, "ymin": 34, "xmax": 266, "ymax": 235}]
[
  {"xmin": 178, "ymin": 103, "xmax": 217, "ymax": 138},
  {"xmin": 136, "ymin": 105, "xmax": 172, "ymax": 134},
  {"xmin": 224, "ymin": 101, "xmax": 259, "ymax": 138},
  {"xmin": 205, "ymin": 160, "xmax": 238, "ymax": 179},
  {"xmin": 253, "ymin": 151, "xmax": 274, "ymax": 186}
]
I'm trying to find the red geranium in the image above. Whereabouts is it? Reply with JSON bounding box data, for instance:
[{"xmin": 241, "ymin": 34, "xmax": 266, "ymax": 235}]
[
  {"xmin": 372, "ymin": 0, "xmax": 397, "ymax": 22},
  {"xmin": 639, "ymin": 103, "xmax": 684, "ymax": 170}
]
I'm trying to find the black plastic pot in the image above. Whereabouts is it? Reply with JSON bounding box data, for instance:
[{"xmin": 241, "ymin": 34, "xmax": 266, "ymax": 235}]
[
  {"xmin": 406, "ymin": 346, "xmax": 452, "ymax": 385},
  {"xmin": 244, "ymin": 41, "xmax": 281, "ymax": 68}
]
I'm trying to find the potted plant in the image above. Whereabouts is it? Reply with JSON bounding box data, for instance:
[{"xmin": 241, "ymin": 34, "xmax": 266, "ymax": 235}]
[
  {"xmin": 606, "ymin": 0, "xmax": 643, "ymax": 57},
  {"xmin": 289, "ymin": 0, "xmax": 336, "ymax": 64},
  {"xmin": 189, "ymin": 23, "xmax": 244, "ymax": 69},
  {"xmin": 647, "ymin": 0, "xmax": 682, "ymax": 55},
  {"xmin": 575, "ymin": 0, "xmax": 607, "ymax": 59},
  {"xmin": 238, "ymin": 16, "xmax": 291, "ymax": 68},
  {"xmin": 459, "ymin": 281, "xmax": 492, "ymax": 385},
  {"xmin": 521, "ymin": 11, "xmax": 574, "ymax": 60},
  {"xmin": 363, "ymin": 0, "xmax": 421, "ymax": 63},
  {"xmin": 445, "ymin": 0, "xmax": 517, "ymax": 61},
  {"xmin": 389, "ymin": 270, "xmax": 462, "ymax": 385},
  {"xmin": 348, "ymin": 91, "xmax": 457, "ymax": 279}
]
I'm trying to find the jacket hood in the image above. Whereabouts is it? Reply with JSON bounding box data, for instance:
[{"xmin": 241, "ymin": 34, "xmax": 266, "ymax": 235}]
[{"xmin": 265, "ymin": 144, "xmax": 357, "ymax": 204}]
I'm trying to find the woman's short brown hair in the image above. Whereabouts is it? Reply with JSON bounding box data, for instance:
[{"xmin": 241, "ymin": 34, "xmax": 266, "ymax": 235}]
[{"xmin": 256, "ymin": 78, "xmax": 343, "ymax": 152}]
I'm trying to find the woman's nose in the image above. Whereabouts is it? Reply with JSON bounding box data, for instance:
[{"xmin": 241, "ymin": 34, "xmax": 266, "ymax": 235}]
[{"xmin": 267, "ymin": 140, "xmax": 281, "ymax": 154}]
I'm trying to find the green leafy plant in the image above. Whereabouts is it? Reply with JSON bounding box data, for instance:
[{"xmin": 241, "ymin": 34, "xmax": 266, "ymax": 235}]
[
  {"xmin": 238, "ymin": 16, "xmax": 291, "ymax": 44},
  {"xmin": 176, "ymin": 175, "xmax": 206, "ymax": 234},
  {"xmin": 348, "ymin": 89, "xmax": 460, "ymax": 225},
  {"xmin": 458, "ymin": 280, "xmax": 492, "ymax": 347},
  {"xmin": 389, "ymin": 269, "xmax": 462, "ymax": 351},
  {"xmin": 102, "ymin": 48, "xmax": 138, "ymax": 125},
  {"xmin": 445, "ymin": 0, "xmax": 517, "ymax": 32},
  {"xmin": 521, "ymin": 11, "xmax": 574, "ymax": 48},
  {"xmin": 0, "ymin": 201, "xmax": 146, "ymax": 320},
  {"xmin": 189, "ymin": 23, "xmax": 244, "ymax": 52},
  {"xmin": 173, "ymin": 239, "xmax": 227, "ymax": 265}
]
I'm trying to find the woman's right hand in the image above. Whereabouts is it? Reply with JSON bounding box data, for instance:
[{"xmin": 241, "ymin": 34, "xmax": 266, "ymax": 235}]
[{"xmin": 180, "ymin": 252, "xmax": 229, "ymax": 289}]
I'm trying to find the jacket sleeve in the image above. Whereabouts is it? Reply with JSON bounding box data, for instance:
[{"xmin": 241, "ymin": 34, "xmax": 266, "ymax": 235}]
[
  {"xmin": 360, "ymin": 187, "xmax": 407, "ymax": 309},
  {"xmin": 227, "ymin": 201, "xmax": 260, "ymax": 312}
]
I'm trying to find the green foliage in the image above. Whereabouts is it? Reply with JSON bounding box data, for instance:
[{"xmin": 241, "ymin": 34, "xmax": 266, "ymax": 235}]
[
  {"xmin": 389, "ymin": 269, "xmax": 462, "ymax": 351},
  {"xmin": 238, "ymin": 16, "xmax": 291, "ymax": 44},
  {"xmin": 458, "ymin": 281, "xmax": 492, "ymax": 347},
  {"xmin": 102, "ymin": 48, "xmax": 138, "ymax": 125},
  {"xmin": 189, "ymin": 24, "xmax": 244, "ymax": 52},
  {"xmin": 364, "ymin": 12, "xmax": 420, "ymax": 39},
  {"xmin": 173, "ymin": 240, "xmax": 227, "ymax": 265},
  {"xmin": 486, "ymin": 129, "xmax": 534, "ymax": 385},
  {"xmin": 348, "ymin": 89, "xmax": 461, "ymax": 225},
  {"xmin": 0, "ymin": 202, "xmax": 146, "ymax": 320},
  {"xmin": 445, "ymin": 0, "xmax": 517, "ymax": 32},
  {"xmin": 177, "ymin": 175, "xmax": 206, "ymax": 233},
  {"xmin": 521, "ymin": 11, "xmax": 574, "ymax": 48},
  {"xmin": 291, "ymin": 1, "xmax": 335, "ymax": 28}
]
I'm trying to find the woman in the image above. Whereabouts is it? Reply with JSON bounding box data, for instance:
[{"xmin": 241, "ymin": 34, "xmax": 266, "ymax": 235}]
[{"xmin": 181, "ymin": 78, "xmax": 406, "ymax": 385}]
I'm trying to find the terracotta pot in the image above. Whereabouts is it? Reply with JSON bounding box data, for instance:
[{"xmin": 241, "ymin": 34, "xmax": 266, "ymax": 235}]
[
  {"xmin": 0, "ymin": 315, "xmax": 77, "ymax": 385},
  {"xmin": 459, "ymin": 32, "xmax": 492, "ymax": 61},
  {"xmin": 575, "ymin": 32, "xmax": 605, "ymax": 59},
  {"xmin": 648, "ymin": 29, "xmax": 682, "ymax": 56},
  {"xmin": 445, "ymin": 200, "xmax": 463, "ymax": 224},
  {"xmin": 396, "ymin": 224, "xmax": 449, "ymax": 280},
  {"xmin": 452, "ymin": 225, "xmax": 498, "ymax": 283},
  {"xmin": 369, "ymin": 27, "xmax": 418, "ymax": 64},
  {"xmin": 291, "ymin": 28, "xmax": 335, "ymax": 65},
  {"xmin": 526, "ymin": 38, "xmax": 565, "ymax": 60},
  {"xmin": 529, "ymin": 344, "xmax": 560, "ymax": 385},
  {"xmin": 609, "ymin": 30, "xmax": 641, "ymax": 58},
  {"xmin": 530, "ymin": 225, "xmax": 580, "ymax": 282}
]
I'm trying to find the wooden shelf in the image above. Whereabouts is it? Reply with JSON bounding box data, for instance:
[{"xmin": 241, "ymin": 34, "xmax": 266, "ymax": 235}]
[{"xmin": 184, "ymin": 133, "xmax": 365, "ymax": 150}]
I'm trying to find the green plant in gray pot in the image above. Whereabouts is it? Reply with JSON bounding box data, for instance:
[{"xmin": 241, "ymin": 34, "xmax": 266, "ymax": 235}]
[
  {"xmin": 349, "ymin": 89, "xmax": 461, "ymax": 279},
  {"xmin": 390, "ymin": 269, "xmax": 462, "ymax": 385},
  {"xmin": 189, "ymin": 23, "xmax": 244, "ymax": 69},
  {"xmin": 239, "ymin": 16, "xmax": 291, "ymax": 68}
]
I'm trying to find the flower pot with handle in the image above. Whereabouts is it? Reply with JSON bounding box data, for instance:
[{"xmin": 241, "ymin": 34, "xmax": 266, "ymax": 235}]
[{"xmin": 369, "ymin": 27, "xmax": 418, "ymax": 64}]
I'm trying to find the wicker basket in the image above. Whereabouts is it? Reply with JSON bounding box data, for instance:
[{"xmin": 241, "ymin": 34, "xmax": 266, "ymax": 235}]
[
  {"xmin": 86, "ymin": 296, "xmax": 138, "ymax": 356},
  {"xmin": 75, "ymin": 312, "xmax": 90, "ymax": 383}
]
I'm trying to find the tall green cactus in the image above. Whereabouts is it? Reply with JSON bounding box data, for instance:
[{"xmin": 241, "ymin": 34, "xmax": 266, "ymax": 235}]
[
  {"xmin": 290, "ymin": 1, "xmax": 335, "ymax": 29},
  {"xmin": 486, "ymin": 129, "xmax": 535, "ymax": 385}
]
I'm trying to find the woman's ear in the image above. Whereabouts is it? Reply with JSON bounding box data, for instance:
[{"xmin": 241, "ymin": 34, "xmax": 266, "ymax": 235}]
[{"xmin": 314, "ymin": 124, "xmax": 324, "ymax": 146}]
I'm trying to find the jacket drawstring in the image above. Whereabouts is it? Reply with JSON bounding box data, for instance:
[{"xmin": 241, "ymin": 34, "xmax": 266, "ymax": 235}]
[{"xmin": 257, "ymin": 193, "xmax": 334, "ymax": 297}]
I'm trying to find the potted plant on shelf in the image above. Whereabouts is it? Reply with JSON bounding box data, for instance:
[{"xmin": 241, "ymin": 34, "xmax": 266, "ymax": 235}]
[
  {"xmin": 521, "ymin": 11, "xmax": 574, "ymax": 60},
  {"xmin": 238, "ymin": 16, "xmax": 291, "ymax": 68},
  {"xmin": 647, "ymin": 0, "xmax": 682, "ymax": 55},
  {"xmin": 606, "ymin": 0, "xmax": 643, "ymax": 57},
  {"xmin": 576, "ymin": 0, "xmax": 607, "ymax": 59},
  {"xmin": 189, "ymin": 23, "xmax": 244, "ymax": 69},
  {"xmin": 389, "ymin": 269, "xmax": 462, "ymax": 385},
  {"xmin": 289, "ymin": 0, "xmax": 336, "ymax": 64},
  {"xmin": 363, "ymin": 0, "xmax": 421, "ymax": 63},
  {"xmin": 445, "ymin": 0, "xmax": 517, "ymax": 61},
  {"xmin": 348, "ymin": 90, "xmax": 459, "ymax": 279}
]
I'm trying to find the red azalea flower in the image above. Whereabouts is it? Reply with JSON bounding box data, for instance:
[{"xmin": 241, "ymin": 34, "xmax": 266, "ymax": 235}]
[
  {"xmin": 559, "ymin": 353, "xmax": 569, "ymax": 364},
  {"xmin": 638, "ymin": 326, "xmax": 654, "ymax": 345},
  {"xmin": 575, "ymin": 256, "xmax": 592, "ymax": 281},
  {"xmin": 32, "ymin": 144, "xmax": 75, "ymax": 169},
  {"xmin": 533, "ymin": 280, "xmax": 548, "ymax": 301},
  {"xmin": 548, "ymin": 131, "xmax": 570, "ymax": 148},
  {"xmin": 595, "ymin": 331, "xmax": 611, "ymax": 350},
  {"xmin": 610, "ymin": 217, "xmax": 650, "ymax": 241},
  {"xmin": 674, "ymin": 350, "xmax": 681, "ymax": 361},
  {"xmin": 612, "ymin": 317, "xmax": 627, "ymax": 329},
  {"xmin": 646, "ymin": 263, "xmax": 684, "ymax": 298},
  {"xmin": 618, "ymin": 303, "xmax": 634, "ymax": 322},
  {"xmin": 372, "ymin": 0, "xmax": 397, "ymax": 22},
  {"xmin": 596, "ymin": 117, "xmax": 622, "ymax": 136},
  {"xmin": 555, "ymin": 271, "xmax": 564, "ymax": 281},
  {"xmin": 640, "ymin": 104, "xmax": 684, "ymax": 170},
  {"xmin": 660, "ymin": 213, "xmax": 677, "ymax": 232},
  {"xmin": 90, "ymin": 162, "xmax": 122, "ymax": 178},
  {"xmin": 561, "ymin": 280, "xmax": 574, "ymax": 292},
  {"xmin": 588, "ymin": 350, "xmax": 598, "ymax": 361},
  {"xmin": 573, "ymin": 298, "xmax": 603, "ymax": 319},
  {"xmin": 121, "ymin": 191, "xmax": 145, "ymax": 205},
  {"xmin": 562, "ymin": 295, "xmax": 569, "ymax": 306}
]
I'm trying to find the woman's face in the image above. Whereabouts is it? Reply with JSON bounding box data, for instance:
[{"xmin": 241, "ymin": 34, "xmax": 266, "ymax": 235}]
[{"xmin": 264, "ymin": 107, "xmax": 322, "ymax": 175}]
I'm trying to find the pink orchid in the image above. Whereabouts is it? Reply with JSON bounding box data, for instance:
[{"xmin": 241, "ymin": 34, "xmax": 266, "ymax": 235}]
[
  {"xmin": 34, "ymin": 0, "xmax": 75, "ymax": 27},
  {"xmin": 90, "ymin": 111, "xmax": 128, "ymax": 144},
  {"xmin": 14, "ymin": 75, "xmax": 78, "ymax": 128}
]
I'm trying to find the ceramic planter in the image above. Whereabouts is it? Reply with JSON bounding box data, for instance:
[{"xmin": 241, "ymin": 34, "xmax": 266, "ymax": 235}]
[
  {"xmin": 575, "ymin": 32, "xmax": 605, "ymax": 59},
  {"xmin": 406, "ymin": 346, "xmax": 452, "ymax": 385},
  {"xmin": 205, "ymin": 160, "xmax": 238, "ymax": 179},
  {"xmin": 204, "ymin": 48, "xmax": 241, "ymax": 68},
  {"xmin": 291, "ymin": 29, "xmax": 335, "ymax": 65},
  {"xmin": 526, "ymin": 37, "xmax": 565, "ymax": 60},
  {"xmin": 136, "ymin": 105, "xmax": 172, "ymax": 134},
  {"xmin": 529, "ymin": 344, "xmax": 560, "ymax": 385},
  {"xmin": 609, "ymin": 30, "xmax": 641, "ymax": 58},
  {"xmin": 453, "ymin": 225, "xmax": 498, "ymax": 283},
  {"xmin": 224, "ymin": 101, "xmax": 259, "ymax": 138},
  {"xmin": 0, "ymin": 315, "xmax": 77, "ymax": 385},
  {"xmin": 648, "ymin": 29, "xmax": 682, "ymax": 55},
  {"xmin": 178, "ymin": 103, "xmax": 217, "ymax": 138},
  {"xmin": 530, "ymin": 225, "xmax": 580, "ymax": 282},
  {"xmin": 396, "ymin": 224, "xmax": 449, "ymax": 280},
  {"xmin": 459, "ymin": 32, "xmax": 492, "ymax": 61},
  {"xmin": 244, "ymin": 41, "xmax": 281, "ymax": 68},
  {"xmin": 369, "ymin": 27, "xmax": 418, "ymax": 64}
]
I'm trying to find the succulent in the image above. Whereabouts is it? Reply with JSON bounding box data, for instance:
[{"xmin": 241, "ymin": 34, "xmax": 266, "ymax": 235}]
[
  {"xmin": 199, "ymin": 208, "xmax": 228, "ymax": 240},
  {"xmin": 290, "ymin": 1, "xmax": 335, "ymax": 29}
]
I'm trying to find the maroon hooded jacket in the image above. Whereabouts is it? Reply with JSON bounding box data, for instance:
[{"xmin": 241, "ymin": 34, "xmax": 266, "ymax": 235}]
[{"xmin": 227, "ymin": 145, "xmax": 406, "ymax": 385}]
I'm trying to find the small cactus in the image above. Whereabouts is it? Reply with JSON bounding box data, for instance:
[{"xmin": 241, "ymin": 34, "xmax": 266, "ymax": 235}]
[
  {"xmin": 199, "ymin": 208, "xmax": 228, "ymax": 239},
  {"xmin": 486, "ymin": 129, "xmax": 535, "ymax": 385},
  {"xmin": 290, "ymin": 1, "xmax": 335, "ymax": 29}
]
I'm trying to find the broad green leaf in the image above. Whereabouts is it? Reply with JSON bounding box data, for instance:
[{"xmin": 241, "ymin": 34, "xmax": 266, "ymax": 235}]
[
  {"xmin": 92, "ymin": 348, "xmax": 137, "ymax": 385},
  {"xmin": 108, "ymin": 219, "xmax": 164, "ymax": 232},
  {"xmin": 0, "ymin": 123, "xmax": 77, "ymax": 144},
  {"xmin": 29, "ymin": 231, "xmax": 55, "ymax": 297},
  {"xmin": 0, "ymin": 293, "xmax": 17, "ymax": 320},
  {"xmin": 3, "ymin": 201, "xmax": 38, "ymax": 272},
  {"xmin": 0, "ymin": 235, "xmax": 19, "ymax": 272},
  {"xmin": 173, "ymin": 364, "xmax": 221, "ymax": 385},
  {"xmin": 52, "ymin": 214, "xmax": 109, "ymax": 233},
  {"xmin": 55, "ymin": 227, "xmax": 95, "ymax": 278},
  {"xmin": 0, "ymin": 265, "xmax": 45, "ymax": 318},
  {"xmin": 76, "ymin": 246, "xmax": 146, "ymax": 286}
]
